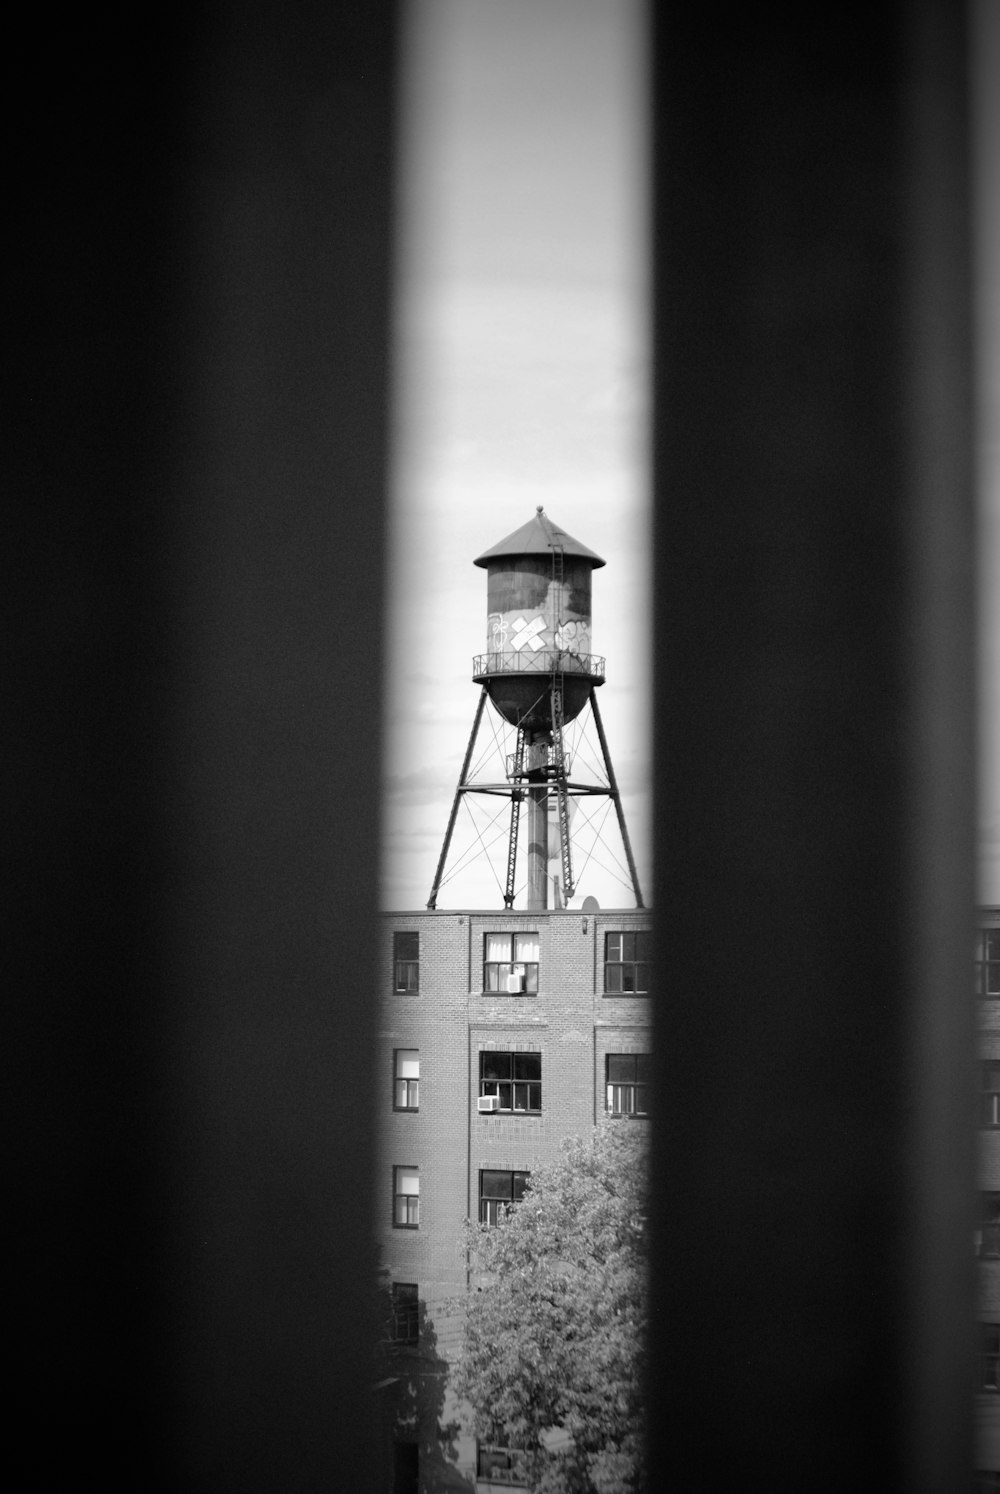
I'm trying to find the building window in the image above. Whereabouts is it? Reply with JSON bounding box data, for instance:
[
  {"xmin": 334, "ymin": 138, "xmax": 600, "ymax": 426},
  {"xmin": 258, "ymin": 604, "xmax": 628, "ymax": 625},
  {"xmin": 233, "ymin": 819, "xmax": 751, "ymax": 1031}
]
[
  {"xmin": 604, "ymin": 931, "xmax": 650, "ymax": 993},
  {"xmin": 391, "ymin": 1282, "xmax": 419, "ymax": 1345},
  {"xmin": 484, "ymin": 932, "xmax": 538, "ymax": 992},
  {"xmin": 484, "ymin": 933, "xmax": 539, "ymax": 993},
  {"xmin": 978, "ymin": 931, "xmax": 1000, "ymax": 997},
  {"xmin": 393, "ymin": 1166, "xmax": 419, "ymax": 1227},
  {"xmin": 983, "ymin": 1065, "xmax": 1000, "ymax": 1127},
  {"xmin": 394, "ymin": 932, "xmax": 419, "ymax": 992},
  {"xmin": 476, "ymin": 1440, "xmax": 528, "ymax": 1486},
  {"xmin": 394, "ymin": 1049, "xmax": 419, "ymax": 1110},
  {"xmin": 479, "ymin": 1169, "xmax": 529, "ymax": 1226},
  {"xmin": 983, "ymin": 1324, "xmax": 1000, "ymax": 1392},
  {"xmin": 479, "ymin": 1052, "xmax": 541, "ymax": 1113},
  {"xmin": 606, "ymin": 1054, "xmax": 649, "ymax": 1117},
  {"xmin": 980, "ymin": 1195, "xmax": 1000, "ymax": 1258},
  {"xmin": 393, "ymin": 1441, "xmax": 419, "ymax": 1494}
]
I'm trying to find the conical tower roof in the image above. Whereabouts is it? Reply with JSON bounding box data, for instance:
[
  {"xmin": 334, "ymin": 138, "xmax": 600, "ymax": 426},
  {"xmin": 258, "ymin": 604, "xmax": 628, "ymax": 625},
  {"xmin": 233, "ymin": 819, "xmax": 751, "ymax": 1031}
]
[{"xmin": 473, "ymin": 507, "xmax": 606, "ymax": 569}]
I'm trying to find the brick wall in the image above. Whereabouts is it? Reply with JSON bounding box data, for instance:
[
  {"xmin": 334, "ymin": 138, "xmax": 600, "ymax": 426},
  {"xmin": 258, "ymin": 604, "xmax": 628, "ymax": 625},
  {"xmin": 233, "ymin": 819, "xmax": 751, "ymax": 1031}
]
[
  {"xmin": 375, "ymin": 906, "xmax": 652, "ymax": 1487},
  {"xmin": 976, "ymin": 911, "xmax": 1000, "ymax": 1470}
]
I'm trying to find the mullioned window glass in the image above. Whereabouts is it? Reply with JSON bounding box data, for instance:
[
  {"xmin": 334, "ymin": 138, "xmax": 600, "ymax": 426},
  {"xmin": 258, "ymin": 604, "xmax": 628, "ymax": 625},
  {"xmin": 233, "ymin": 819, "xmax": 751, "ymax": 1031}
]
[
  {"xmin": 479, "ymin": 1168, "xmax": 529, "ymax": 1226},
  {"xmin": 983, "ymin": 1065, "xmax": 1000, "ymax": 1128},
  {"xmin": 391, "ymin": 1282, "xmax": 419, "ymax": 1344},
  {"xmin": 393, "ymin": 1166, "xmax": 419, "ymax": 1227},
  {"xmin": 606, "ymin": 1053, "xmax": 649, "ymax": 1116},
  {"xmin": 477, "ymin": 1442, "xmax": 528, "ymax": 1485},
  {"xmin": 479, "ymin": 1051, "xmax": 541, "ymax": 1111},
  {"xmin": 394, "ymin": 1050, "xmax": 419, "ymax": 1109},
  {"xmin": 394, "ymin": 932, "xmax": 419, "ymax": 992},
  {"xmin": 484, "ymin": 933, "xmax": 539, "ymax": 993},
  {"xmin": 979, "ymin": 1194, "xmax": 1000, "ymax": 1258},
  {"xmin": 604, "ymin": 931, "xmax": 650, "ymax": 993},
  {"xmin": 977, "ymin": 931, "xmax": 1000, "ymax": 997}
]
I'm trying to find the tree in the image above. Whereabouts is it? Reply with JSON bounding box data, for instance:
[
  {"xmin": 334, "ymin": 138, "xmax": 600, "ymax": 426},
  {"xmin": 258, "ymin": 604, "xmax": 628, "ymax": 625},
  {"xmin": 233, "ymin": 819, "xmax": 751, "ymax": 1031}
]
[{"xmin": 452, "ymin": 1122, "xmax": 648, "ymax": 1494}]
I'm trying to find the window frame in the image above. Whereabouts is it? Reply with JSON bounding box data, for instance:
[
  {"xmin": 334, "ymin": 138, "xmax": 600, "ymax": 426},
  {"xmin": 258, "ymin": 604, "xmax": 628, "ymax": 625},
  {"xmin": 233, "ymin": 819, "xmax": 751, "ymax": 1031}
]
[
  {"xmin": 603, "ymin": 930, "xmax": 651, "ymax": 994},
  {"xmin": 977, "ymin": 930, "xmax": 1000, "ymax": 998},
  {"xmin": 393, "ymin": 1165, "xmax": 419, "ymax": 1229},
  {"xmin": 605, "ymin": 1053, "xmax": 649, "ymax": 1117},
  {"xmin": 390, "ymin": 1282, "xmax": 419, "ymax": 1345},
  {"xmin": 476, "ymin": 1439, "xmax": 528, "ymax": 1486},
  {"xmin": 980, "ymin": 1194, "xmax": 1000, "ymax": 1259},
  {"xmin": 982, "ymin": 1323, "xmax": 1000, "ymax": 1393},
  {"xmin": 483, "ymin": 932, "xmax": 539, "ymax": 995},
  {"xmin": 394, "ymin": 931, "xmax": 419, "ymax": 993},
  {"xmin": 478, "ymin": 1051, "xmax": 541, "ymax": 1113},
  {"xmin": 393, "ymin": 1442, "xmax": 419, "ymax": 1489},
  {"xmin": 983, "ymin": 1064, "xmax": 1000, "ymax": 1128},
  {"xmin": 479, "ymin": 1168, "xmax": 529, "ymax": 1227},
  {"xmin": 393, "ymin": 1048, "xmax": 420, "ymax": 1111}
]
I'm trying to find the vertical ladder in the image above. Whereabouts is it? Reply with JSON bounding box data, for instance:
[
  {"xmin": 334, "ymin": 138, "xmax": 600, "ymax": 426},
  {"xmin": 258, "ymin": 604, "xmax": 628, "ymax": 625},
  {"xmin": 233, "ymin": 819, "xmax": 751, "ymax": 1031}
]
[
  {"xmin": 550, "ymin": 538, "xmax": 565, "ymax": 651},
  {"xmin": 503, "ymin": 726, "xmax": 526, "ymax": 908},
  {"xmin": 548, "ymin": 539, "xmax": 574, "ymax": 901},
  {"xmin": 550, "ymin": 679, "xmax": 574, "ymax": 901}
]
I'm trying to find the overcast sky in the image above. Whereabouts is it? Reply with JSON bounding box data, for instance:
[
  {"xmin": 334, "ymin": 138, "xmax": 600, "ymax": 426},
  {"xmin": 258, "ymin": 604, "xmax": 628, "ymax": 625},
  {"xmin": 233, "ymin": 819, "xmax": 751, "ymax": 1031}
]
[
  {"xmin": 382, "ymin": 0, "xmax": 649, "ymax": 911},
  {"xmin": 381, "ymin": 0, "xmax": 1000, "ymax": 913}
]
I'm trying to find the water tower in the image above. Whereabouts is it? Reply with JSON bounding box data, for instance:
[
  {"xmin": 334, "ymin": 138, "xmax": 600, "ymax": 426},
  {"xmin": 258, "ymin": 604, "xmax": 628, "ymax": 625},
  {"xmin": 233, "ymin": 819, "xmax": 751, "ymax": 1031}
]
[{"xmin": 427, "ymin": 508, "xmax": 644, "ymax": 911}]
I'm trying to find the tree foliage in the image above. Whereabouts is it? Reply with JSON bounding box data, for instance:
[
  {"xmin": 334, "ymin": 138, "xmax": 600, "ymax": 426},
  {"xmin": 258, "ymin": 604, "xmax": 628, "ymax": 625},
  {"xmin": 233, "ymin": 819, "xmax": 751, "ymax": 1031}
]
[{"xmin": 452, "ymin": 1122, "xmax": 648, "ymax": 1494}]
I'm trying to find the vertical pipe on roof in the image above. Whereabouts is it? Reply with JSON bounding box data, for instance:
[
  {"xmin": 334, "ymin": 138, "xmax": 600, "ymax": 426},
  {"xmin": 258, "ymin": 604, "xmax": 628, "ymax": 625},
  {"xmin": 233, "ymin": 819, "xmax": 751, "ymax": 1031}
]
[{"xmin": 525, "ymin": 737, "xmax": 549, "ymax": 911}]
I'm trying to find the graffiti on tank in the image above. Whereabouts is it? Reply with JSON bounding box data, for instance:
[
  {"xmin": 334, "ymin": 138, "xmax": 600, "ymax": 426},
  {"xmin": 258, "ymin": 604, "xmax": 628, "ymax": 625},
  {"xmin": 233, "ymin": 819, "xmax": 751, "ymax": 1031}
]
[
  {"xmin": 510, "ymin": 615, "xmax": 547, "ymax": 652},
  {"xmin": 555, "ymin": 619, "xmax": 590, "ymax": 656},
  {"xmin": 488, "ymin": 612, "xmax": 508, "ymax": 651}
]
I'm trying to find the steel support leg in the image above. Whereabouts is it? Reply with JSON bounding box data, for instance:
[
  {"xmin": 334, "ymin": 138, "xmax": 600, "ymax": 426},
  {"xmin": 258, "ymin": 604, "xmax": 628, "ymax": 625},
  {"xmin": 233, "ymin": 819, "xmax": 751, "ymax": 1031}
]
[
  {"xmin": 426, "ymin": 686, "xmax": 488, "ymax": 909},
  {"xmin": 589, "ymin": 686, "xmax": 644, "ymax": 908}
]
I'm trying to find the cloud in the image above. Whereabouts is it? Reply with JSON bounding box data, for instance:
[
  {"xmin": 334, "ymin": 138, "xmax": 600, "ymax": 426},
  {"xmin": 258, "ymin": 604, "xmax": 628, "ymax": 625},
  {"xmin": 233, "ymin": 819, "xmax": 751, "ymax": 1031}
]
[{"xmin": 382, "ymin": 763, "xmax": 456, "ymax": 807}]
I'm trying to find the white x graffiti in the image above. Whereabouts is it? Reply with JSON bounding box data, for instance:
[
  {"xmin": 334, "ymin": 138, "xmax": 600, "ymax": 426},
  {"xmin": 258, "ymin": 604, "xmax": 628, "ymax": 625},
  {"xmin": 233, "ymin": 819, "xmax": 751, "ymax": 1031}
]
[{"xmin": 510, "ymin": 615, "xmax": 546, "ymax": 651}]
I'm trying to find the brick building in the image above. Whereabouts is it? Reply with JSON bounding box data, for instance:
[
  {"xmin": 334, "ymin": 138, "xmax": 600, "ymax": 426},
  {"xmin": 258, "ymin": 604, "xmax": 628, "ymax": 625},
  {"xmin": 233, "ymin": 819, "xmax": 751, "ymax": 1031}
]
[
  {"xmin": 978, "ymin": 907, "xmax": 1000, "ymax": 1485},
  {"xmin": 376, "ymin": 904, "xmax": 651, "ymax": 1491}
]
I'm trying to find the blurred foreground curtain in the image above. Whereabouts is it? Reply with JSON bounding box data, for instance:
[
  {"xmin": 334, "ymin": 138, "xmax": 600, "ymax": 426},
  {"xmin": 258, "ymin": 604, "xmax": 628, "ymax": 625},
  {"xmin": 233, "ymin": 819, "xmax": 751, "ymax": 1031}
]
[
  {"xmin": 651, "ymin": 3, "xmax": 976, "ymax": 1490},
  {"xmin": 8, "ymin": 3, "xmax": 394, "ymax": 1487}
]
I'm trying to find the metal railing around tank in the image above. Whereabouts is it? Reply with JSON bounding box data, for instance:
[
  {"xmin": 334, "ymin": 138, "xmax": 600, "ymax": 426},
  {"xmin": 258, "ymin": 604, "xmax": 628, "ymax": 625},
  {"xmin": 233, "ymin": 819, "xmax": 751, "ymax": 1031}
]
[{"xmin": 472, "ymin": 649, "xmax": 605, "ymax": 679}]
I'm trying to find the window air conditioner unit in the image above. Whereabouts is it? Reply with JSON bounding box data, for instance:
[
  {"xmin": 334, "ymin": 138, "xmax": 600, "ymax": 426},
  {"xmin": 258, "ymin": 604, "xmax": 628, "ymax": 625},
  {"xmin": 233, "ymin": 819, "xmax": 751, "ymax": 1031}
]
[
  {"xmin": 507, "ymin": 971, "xmax": 525, "ymax": 993},
  {"xmin": 478, "ymin": 1096, "xmax": 500, "ymax": 1113}
]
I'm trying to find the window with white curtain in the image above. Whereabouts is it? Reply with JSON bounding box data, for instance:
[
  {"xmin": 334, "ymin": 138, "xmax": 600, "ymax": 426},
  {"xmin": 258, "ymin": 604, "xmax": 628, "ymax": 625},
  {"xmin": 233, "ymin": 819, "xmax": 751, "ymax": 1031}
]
[
  {"xmin": 393, "ymin": 1166, "xmax": 419, "ymax": 1227},
  {"xmin": 393, "ymin": 1050, "xmax": 419, "ymax": 1110},
  {"xmin": 483, "ymin": 932, "xmax": 539, "ymax": 993}
]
